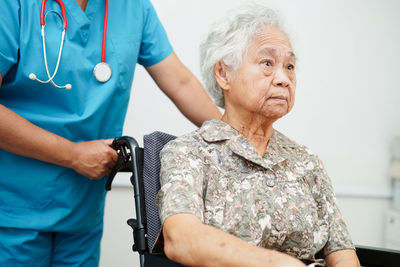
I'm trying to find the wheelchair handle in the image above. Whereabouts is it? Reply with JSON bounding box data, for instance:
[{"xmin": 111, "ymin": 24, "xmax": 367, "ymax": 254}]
[{"xmin": 106, "ymin": 136, "xmax": 139, "ymax": 191}]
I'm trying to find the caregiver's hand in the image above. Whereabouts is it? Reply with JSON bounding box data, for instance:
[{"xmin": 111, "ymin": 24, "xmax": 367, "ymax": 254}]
[
  {"xmin": 69, "ymin": 139, "xmax": 118, "ymax": 179},
  {"xmin": 0, "ymin": 99, "xmax": 118, "ymax": 179}
]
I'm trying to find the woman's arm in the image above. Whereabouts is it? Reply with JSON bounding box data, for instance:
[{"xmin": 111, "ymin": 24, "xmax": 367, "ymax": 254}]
[
  {"xmin": 325, "ymin": 249, "xmax": 360, "ymax": 267},
  {"xmin": 308, "ymin": 156, "xmax": 360, "ymax": 266},
  {"xmin": 0, "ymin": 74, "xmax": 118, "ymax": 179},
  {"xmin": 146, "ymin": 52, "xmax": 222, "ymax": 127},
  {"xmin": 163, "ymin": 213, "xmax": 306, "ymax": 267}
]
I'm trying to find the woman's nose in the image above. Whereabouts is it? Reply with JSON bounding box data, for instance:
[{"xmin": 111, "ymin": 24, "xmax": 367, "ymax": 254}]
[{"xmin": 272, "ymin": 67, "xmax": 290, "ymax": 87}]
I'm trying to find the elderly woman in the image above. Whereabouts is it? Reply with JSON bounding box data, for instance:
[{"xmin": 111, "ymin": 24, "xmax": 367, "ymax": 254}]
[{"xmin": 155, "ymin": 4, "xmax": 359, "ymax": 267}]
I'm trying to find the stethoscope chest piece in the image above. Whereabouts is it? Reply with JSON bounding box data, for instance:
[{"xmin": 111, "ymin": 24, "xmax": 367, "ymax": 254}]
[{"xmin": 93, "ymin": 62, "xmax": 112, "ymax": 82}]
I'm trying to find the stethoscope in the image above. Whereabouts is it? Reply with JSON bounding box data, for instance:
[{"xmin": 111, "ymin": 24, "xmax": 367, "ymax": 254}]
[{"xmin": 29, "ymin": 0, "xmax": 111, "ymax": 90}]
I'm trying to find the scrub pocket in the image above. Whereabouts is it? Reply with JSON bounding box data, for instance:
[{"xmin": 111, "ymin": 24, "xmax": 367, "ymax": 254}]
[
  {"xmin": 111, "ymin": 35, "xmax": 141, "ymax": 90},
  {"xmin": 0, "ymin": 153, "xmax": 56, "ymax": 209}
]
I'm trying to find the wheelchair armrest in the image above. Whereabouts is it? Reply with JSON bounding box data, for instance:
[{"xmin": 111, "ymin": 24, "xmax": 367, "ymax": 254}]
[
  {"xmin": 144, "ymin": 253, "xmax": 186, "ymax": 267},
  {"xmin": 355, "ymin": 245, "xmax": 400, "ymax": 267},
  {"xmin": 145, "ymin": 246, "xmax": 400, "ymax": 267}
]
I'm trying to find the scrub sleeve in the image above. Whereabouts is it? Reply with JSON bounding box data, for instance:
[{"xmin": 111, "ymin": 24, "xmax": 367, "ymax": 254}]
[{"xmin": 0, "ymin": 0, "xmax": 19, "ymax": 77}]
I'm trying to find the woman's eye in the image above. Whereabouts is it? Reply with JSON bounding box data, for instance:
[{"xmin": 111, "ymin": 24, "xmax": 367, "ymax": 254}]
[
  {"xmin": 263, "ymin": 61, "xmax": 272, "ymax": 67},
  {"xmin": 287, "ymin": 64, "xmax": 295, "ymax": 70}
]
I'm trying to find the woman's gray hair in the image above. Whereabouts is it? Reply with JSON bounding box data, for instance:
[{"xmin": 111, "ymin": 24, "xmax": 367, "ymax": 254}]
[{"xmin": 200, "ymin": 4, "xmax": 287, "ymax": 108}]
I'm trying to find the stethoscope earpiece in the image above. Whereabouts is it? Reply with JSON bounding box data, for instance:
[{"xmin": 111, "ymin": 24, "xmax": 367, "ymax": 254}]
[
  {"xmin": 29, "ymin": 72, "xmax": 72, "ymax": 90},
  {"xmin": 29, "ymin": 73, "xmax": 37, "ymax": 80}
]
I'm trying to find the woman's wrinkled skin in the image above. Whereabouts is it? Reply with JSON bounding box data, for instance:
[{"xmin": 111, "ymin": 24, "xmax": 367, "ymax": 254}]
[{"xmin": 215, "ymin": 26, "xmax": 296, "ymax": 156}]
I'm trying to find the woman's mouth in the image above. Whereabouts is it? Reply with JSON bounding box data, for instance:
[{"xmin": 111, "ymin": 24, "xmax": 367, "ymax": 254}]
[{"xmin": 268, "ymin": 96, "xmax": 287, "ymax": 103}]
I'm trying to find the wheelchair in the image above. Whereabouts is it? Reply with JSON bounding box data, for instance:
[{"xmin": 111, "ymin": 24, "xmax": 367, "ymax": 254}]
[{"xmin": 106, "ymin": 132, "xmax": 400, "ymax": 267}]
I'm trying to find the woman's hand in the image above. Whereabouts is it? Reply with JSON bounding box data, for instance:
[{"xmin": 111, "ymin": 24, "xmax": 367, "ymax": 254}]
[
  {"xmin": 69, "ymin": 139, "xmax": 119, "ymax": 179},
  {"xmin": 273, "ymin": 253, "xmax": 306, "ymax": 267}
]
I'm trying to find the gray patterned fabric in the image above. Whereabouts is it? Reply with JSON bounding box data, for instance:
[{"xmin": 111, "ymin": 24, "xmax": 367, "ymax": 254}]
[
  {"xmin": 143, "ymin": 132, "xmax": 176, "ymax": 252},
  {"xmin": 155, "ymin": 120, "xmax": 354, "ymax": 265}
]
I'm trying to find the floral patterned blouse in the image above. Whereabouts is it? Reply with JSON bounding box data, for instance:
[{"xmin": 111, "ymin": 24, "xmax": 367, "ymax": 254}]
[{"xmin": 156, "ymin": 120, "xmax": 354, "ymax": 265}]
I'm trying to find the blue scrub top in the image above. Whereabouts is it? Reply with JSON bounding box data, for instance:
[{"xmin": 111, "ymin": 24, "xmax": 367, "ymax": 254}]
[{"xmin": 0, "ymin": 0, "xmax": 172, "ymax": 232}]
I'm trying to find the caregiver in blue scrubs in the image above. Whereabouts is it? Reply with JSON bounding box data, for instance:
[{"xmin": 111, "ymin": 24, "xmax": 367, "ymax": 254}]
[{"xmin": 0, "ymin": 0, "xmax": 221, "ymax": 266}]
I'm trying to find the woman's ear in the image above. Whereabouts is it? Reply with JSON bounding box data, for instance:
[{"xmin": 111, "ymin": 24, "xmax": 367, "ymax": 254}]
[{"xmin": 214, "ymin": 61, "xmax": 231, "ymax": 91}]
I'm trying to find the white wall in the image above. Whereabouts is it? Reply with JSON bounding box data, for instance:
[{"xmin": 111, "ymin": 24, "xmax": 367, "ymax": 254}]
[{"xmin": 100, "ymin": 0, "xmax": 400, "ymax": 266}]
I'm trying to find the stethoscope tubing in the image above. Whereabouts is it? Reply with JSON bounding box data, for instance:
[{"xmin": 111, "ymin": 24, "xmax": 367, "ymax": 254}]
[
  {"xmin": 40, "ymin": 27, "xmax": 68, "ymax": 88},
  {"xmin": 30, "ymin": 0, "xmax": 109, "ymax": 89},
  {"xmin": 41, "ymin": 0, "xmax": 67, "ymax": 29},
  {"xmin": 101, "ymin": 0, "xmax": 108, "ymax": 63}
]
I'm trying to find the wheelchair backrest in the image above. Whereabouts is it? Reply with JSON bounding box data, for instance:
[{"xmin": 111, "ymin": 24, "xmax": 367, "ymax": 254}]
[{"xmin": 143, "ymin": 131, "xmax": 177, "ymax": 252}]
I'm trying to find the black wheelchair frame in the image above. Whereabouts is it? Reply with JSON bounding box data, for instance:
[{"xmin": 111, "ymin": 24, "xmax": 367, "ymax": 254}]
[
  {"xmin": 106, "ymin": 136, "xmax": 184, "ymax": 267},
  {"xmin": 107, "ymin": 135, "xmax": 400, "ymax": 267}
]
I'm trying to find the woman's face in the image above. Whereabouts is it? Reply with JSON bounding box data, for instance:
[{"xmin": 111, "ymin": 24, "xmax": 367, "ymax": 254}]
[{"xmin": 223, "ymin": 26, "xmax": 296, "ymax": 121}]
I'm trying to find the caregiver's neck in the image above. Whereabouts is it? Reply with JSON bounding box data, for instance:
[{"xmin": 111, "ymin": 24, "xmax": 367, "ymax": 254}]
[{"xmin": 76, "ymin": 0, "xmax": 89, "ymax": 11}]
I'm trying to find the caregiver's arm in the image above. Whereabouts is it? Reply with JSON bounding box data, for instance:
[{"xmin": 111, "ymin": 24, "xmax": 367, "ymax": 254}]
[
  {"xmin": 146, "ymin": 52, "xmax": 221, "ymax": 127},
  {"xmin": 0, "ymin": 74, "xmax": 117, "ymax": 179},
  {"xmin": 163, "ymin": 214, "xmax": 306, "ymax": 267},
  {"xmin": 325, "ymin": 249, "xmax": 360, "ymax": 267}
]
